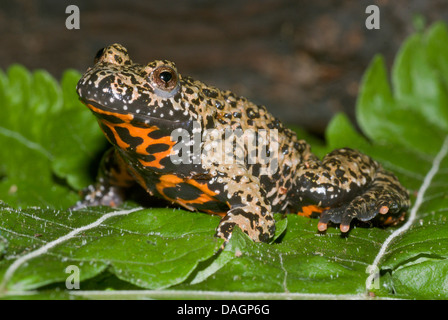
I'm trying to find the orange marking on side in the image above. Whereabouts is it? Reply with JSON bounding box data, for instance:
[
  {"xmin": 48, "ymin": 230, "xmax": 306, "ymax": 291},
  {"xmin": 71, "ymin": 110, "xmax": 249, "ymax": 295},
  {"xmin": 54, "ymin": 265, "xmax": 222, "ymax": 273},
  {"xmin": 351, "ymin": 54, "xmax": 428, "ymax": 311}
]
[
  {"xmin": 86, "ymin": 103, "xmax": 176, "ymax": 169},
  {"xmin": 155, "ymin": 174, "xmax": 226, "ymax": 213},
  {"xmin": 98, "ymin": 118, "xmax": 130, "ymax": 150},
  {"xmin": 88, "ymin": 104, "xmax": 134, "ymax": 150},
  {"xmin": 297, "ymin": 205, "xmax": 328, "ymax": 217},
  {"xmin": 136, "ymin": 134, "xmax": 176, "ymax": 169},
  {"xmin": 186, "ymin": 179, "xmax": 220, "ymax": 198}
]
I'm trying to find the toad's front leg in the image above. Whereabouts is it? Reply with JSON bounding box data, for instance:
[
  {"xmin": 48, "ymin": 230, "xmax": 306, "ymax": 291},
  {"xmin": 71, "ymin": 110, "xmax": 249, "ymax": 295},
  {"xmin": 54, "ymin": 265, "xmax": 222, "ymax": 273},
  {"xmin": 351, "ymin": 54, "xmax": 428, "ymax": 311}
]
[
  {"xmin": 296, "ymin": 148, "xmax": 410, "ymax": 232},
  {"xmin": 211, "ymin": 164, "xmax": 276, "ymax": 243}
]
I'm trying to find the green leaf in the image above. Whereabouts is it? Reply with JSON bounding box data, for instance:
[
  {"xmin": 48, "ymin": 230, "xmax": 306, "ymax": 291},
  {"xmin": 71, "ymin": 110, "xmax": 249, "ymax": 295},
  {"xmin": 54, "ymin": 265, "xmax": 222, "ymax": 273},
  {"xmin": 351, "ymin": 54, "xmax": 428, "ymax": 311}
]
[
  {"xmin": 176, "ymin": 215, "xmax": 391, "ymax": 295},
  {"xmin": 49, "ymin": 70, "xmax": 108, "ymax": 190},
  {"xmin": 0, "ymin": 236, "xmax": 7, "ymax": 259},
  {"xmin": 383, "ymin": 259, "xmax": 448, "ymax": 299},
  {"xmin": 289, "ymin": 125, "xmax": 327, "ymax": 158},
  {"xmin": 354, "ymin": 22, "xmax": 448, "ymax": 299},
  {"xmin": 357, "ymin": 55, "xmax": 444, "ymax": 156},
  {"xmin": 325, "ymin": 113, "xmax": 369, "ymax": 150},
  {"xmin": 392, "ymin": 33, "xmax": 448, "ymax": 131},
  {"xmin": 426, "ymin": 22, "xmax": 448, "ymax": 84},
  {"xmin": 0, "ymin": 204, "xmax": 222, "ymax": 294},
  {"xmin": 0, "ymin": 66, "xmax": 105, "ymax": 208}
]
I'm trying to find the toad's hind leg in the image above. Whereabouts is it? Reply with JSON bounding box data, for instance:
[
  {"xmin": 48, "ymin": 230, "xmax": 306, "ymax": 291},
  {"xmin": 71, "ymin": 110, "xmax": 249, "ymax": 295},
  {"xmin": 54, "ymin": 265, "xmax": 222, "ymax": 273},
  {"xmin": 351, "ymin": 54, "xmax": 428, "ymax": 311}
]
[
  {"xmin": 318, "ymin": 167, "xmax": 410, "ymax": 232},
  {"xmin": 296, "ymin": 148, "xmax": 410, "ymax": 232}
]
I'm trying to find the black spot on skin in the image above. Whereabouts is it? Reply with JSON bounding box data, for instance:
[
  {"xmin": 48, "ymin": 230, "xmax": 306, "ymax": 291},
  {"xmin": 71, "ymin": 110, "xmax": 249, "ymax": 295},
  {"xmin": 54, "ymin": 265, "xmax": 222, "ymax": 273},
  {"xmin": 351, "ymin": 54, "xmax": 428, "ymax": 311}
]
[
  {"xmin": 114, "ymin": 54, "xmax": 123, "ymax": 64},
  {"xmin": 147, "ymin": 129, "xmax": 168, "ymax": 140},
  {"xmin": 339, "ymin": 176, "xmax": 349, "ymax": 184},
  {"xmin": 260, "ymin": 206, "xmax": 269, "ymax": 217},
  {"xmin": 335, "ymin": 168, "xmax": 345, "ymax": 178},
  {"xmin": 215, "ymin": 101, "xmax": 224, "ymax": 110},
  {"xmin": 322, "ymin": 171, "xmax": 332, "ymax": 180},
  {"xmin": 193, "ymin": 200, "xmax": 229, "ymax": 213},
  {"xmin": 257, "ymin": 229, "xmax": 271, "ymax": 242},
  {"xmin": 139, "ymin": 154, "xmax": 156, "ymax": 163},
  {"xmin": 251, "ymin": 163, "xmax": 261, "ymax": 177},
  {"xmin": 231, "ymin": 208, "xmax": 259, "ymax": 226},
  {"xmin": 205, "ymin": 115, "xmax": 215, "ymax": 130},
  {"xmin": 173, "ymin": 92, "xmax": 182, "ymax": 103},
  {"xmin": 159, "ymin": 155, "xmax": 176, "ymax": 169},
  {"xmin": 146, "ymin": 143, "xmax": 170, "ymax": 154},
  {"xmin": 246, "ymin": 108, "xmax": 259, "ymax": 119},
  {"xmin": 260, "ymin": 175, "xmax": 273, "ymax": 190},
  {"xmin": 203, "ymin": 88, "xmax": 218, "ymax": 98},
  {"xmin": 97, "ymin": 113, "xmax": 126, "ymax": 124},
  {"xmin": 99, "ymin": 123, "xmax": 118, "ymax": 145},
  {"xmin": 114, "ymin": 126, "xmax": 144, "ymax": 151},
  {"xmin": 163, "ymin": 183, "xmax": 205, "ymax": 201},
  {"xmin": 283, "ymin": 164, "xmax": 291, "ymax": 175},
  {"xmin": 273, "ymin": 118, "xmax": 282, "ymax": 129},
  {"xmin": 293, "ymin": 142, "xmax": 304, "ymax": 152},
  {"xmin": 162, "ymin": 100, "xmax": 174, "ymax": 109},
  {"xmin": 217, "ymin": 221, "xmax": 234, "ymax": 238}
]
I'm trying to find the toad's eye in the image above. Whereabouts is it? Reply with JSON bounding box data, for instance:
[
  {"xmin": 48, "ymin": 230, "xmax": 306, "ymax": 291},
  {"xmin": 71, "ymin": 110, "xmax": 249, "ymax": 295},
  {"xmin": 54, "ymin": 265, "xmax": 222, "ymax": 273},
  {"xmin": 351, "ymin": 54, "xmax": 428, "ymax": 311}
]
[{"xmin": 151, "ymin": 66, "xmax": 178, "ymax": 92}]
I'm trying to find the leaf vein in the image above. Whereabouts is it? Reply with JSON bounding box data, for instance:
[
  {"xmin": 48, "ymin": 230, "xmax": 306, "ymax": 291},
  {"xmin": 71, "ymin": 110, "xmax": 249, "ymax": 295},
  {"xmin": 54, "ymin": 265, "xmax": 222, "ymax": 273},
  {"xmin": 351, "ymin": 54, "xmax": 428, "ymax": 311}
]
[{"xmin": 0, "ymin": 207, "xmax": 142, "ymax": 294}]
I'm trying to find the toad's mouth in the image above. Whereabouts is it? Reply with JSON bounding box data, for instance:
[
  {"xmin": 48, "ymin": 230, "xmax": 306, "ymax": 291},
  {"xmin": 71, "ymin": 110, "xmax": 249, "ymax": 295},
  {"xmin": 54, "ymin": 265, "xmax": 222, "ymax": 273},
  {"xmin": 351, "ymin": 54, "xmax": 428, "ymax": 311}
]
[{"xmin": 80, "ymin": 99, "xmax": 193, "ymax": 132}]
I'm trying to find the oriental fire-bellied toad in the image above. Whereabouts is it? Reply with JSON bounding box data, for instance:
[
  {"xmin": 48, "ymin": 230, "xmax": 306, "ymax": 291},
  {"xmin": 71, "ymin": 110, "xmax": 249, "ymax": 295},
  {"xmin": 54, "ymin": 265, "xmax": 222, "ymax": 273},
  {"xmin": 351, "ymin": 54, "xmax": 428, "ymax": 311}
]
[{"xmin": 74, "ymin": 44, "xmax": 410, "ymax": 243}]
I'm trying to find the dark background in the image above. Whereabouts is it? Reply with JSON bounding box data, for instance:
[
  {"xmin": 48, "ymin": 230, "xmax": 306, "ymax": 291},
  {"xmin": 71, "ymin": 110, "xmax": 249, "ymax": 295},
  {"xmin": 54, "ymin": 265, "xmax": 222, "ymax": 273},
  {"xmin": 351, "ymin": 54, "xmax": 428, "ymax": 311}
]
[{"xmin": 1, "ymin": 0, "xmax": 447, "ymax": 134}]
